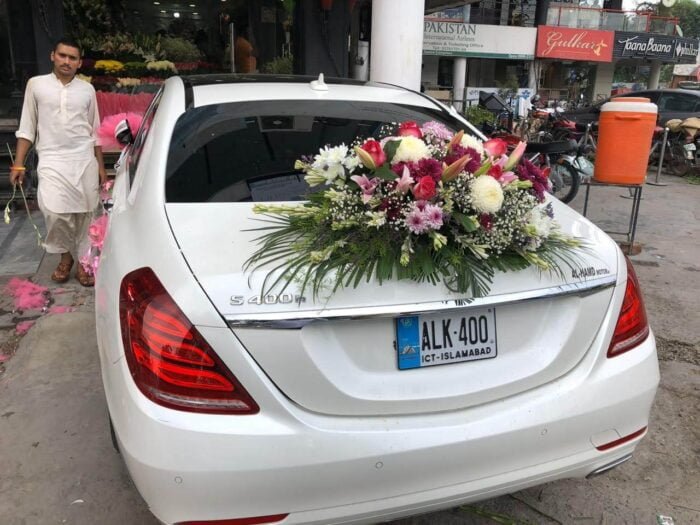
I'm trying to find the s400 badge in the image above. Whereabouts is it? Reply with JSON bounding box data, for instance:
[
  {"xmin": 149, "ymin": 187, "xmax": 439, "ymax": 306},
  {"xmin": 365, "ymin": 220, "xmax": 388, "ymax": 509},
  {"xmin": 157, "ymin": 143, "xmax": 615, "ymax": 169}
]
[{"xmin": 230, "ymin": 293, "xmax": 306, "ymax": 306}]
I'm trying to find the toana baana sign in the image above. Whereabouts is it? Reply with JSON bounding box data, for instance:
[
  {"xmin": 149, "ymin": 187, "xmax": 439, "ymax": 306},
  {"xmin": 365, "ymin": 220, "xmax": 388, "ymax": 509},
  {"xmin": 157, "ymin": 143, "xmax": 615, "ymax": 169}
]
[{"xmin": 613, "ymin": 31, "xmax": 699, "ymax": 63}]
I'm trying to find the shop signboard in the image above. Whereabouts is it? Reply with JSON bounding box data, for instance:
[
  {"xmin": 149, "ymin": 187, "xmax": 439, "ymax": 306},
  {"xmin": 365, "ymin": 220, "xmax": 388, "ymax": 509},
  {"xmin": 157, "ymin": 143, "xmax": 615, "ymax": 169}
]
[
  {"xmin": 536, "ymin": 26, "xmax": 614, "ymax": 62},
  {"xmin": 423, "ymin": 21, "xmax": 536, "ymax": 59},
  {"xmin": 613, "ymin": 31, "xmax": 699, "ymax": 64}
]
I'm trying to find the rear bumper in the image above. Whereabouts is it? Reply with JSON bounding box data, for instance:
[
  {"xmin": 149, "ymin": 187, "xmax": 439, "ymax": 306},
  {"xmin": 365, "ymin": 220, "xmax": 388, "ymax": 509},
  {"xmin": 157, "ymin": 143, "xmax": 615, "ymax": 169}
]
[{"xmin": 102, "ymin": 332, "xmax": 659, "ymax": 525}]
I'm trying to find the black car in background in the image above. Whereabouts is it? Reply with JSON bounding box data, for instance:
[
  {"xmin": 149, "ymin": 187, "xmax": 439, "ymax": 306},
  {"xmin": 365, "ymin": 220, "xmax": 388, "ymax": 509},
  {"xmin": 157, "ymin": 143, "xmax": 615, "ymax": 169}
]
[{"xmin": 565, "ymin": 89, "xmax": 700, "ymax": 126}]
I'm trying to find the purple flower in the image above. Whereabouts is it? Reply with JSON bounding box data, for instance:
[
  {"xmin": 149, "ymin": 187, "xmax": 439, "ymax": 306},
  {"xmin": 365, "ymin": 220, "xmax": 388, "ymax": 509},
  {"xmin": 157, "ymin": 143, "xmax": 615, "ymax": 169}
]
[
  {"xmin": 392, "ymin": 161, "xmax": 414, "ymax": 177},
  {"xmin": 414, "ymin": 200, "xmax": 428, "ymax": 212},
  {"xmin": 479, "ymin": 213, "xmax": 493, "ymax": 231},
  {"xmin": 415, "ymin": 158, "xmax": 443, "ymax": 182},
  {"xmin": 424, "ymin": 204, "xmax": 444, "ymax": 229},
  {"xmin": 517, "ymin": 159, "xmax": 549, "ymax": 202},
  {"xmin": 444, "ymin": 146, "xmax": 481, "ymax": 174},
  {"xmin": 421, "ymin": 121, "xmax": 453, "ymax": 140},
  {"xmin": 406, "ymin": 209, "xmax": 429, "ymax": 234}
]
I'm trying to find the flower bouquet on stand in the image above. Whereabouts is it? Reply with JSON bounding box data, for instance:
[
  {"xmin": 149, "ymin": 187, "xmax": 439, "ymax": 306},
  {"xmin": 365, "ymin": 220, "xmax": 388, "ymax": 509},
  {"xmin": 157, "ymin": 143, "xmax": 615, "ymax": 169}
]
[{"xmin": 246, "ymin": 121, "xmax": 583, "ymax": 299}]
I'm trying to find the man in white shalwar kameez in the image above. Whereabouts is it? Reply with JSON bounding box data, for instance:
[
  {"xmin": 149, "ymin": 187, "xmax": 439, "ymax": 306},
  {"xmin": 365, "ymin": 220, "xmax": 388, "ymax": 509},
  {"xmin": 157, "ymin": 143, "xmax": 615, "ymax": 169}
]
[{"xmin": 10, "ymin": 38, "xmax": 107, "ymax": 286}]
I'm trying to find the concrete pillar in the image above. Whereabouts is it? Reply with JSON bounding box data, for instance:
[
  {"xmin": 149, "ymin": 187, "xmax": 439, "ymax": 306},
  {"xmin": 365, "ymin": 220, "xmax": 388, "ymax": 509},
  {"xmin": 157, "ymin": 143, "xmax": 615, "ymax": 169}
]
[
  {"xmin": 592, "ymin": 62, "xmax": 615, "ymax": 102},
  {"xmin": 452, "ymin": 58, "xmax": 467, "ymax": 112},
  {"xmin": 370, "ymin": 0, "xmax": 425, "ymax": 90},
  {"xmin": 648, "ymin": 61, "xmax": 662, "ymax": 89}
]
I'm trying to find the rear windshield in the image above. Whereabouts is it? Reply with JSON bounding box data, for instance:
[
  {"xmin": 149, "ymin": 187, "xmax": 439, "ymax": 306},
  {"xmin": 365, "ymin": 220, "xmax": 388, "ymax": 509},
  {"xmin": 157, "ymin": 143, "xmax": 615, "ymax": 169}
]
[{"xmin": 165, "ymin": 100, "xmax": 475, "ymax": 203}]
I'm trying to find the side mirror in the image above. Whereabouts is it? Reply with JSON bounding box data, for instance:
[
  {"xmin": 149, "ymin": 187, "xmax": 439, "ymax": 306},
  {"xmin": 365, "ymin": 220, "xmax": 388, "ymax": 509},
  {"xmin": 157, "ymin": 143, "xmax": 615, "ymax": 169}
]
[{"xmin": 114, "ymin": 119, "xmax": 134, "ymax": 146}]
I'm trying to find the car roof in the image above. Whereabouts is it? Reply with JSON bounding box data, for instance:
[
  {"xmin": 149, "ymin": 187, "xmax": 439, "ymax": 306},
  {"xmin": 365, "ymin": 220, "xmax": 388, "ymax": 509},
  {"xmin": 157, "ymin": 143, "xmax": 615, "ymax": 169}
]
[
  {"xmin": 178, "ymin": 74, "xmax": 434, "ymax": 110},
  {"xmin": 623, "ymin": 88, "xmax": 700, "ymax": 96}
]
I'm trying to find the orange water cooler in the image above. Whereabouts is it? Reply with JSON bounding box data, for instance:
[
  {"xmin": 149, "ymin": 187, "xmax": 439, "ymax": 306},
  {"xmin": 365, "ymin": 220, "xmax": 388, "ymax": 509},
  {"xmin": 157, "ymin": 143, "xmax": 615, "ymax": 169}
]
[{"xmin": 594, "ymin": 97, "xmax": 658, "ymax": 184}]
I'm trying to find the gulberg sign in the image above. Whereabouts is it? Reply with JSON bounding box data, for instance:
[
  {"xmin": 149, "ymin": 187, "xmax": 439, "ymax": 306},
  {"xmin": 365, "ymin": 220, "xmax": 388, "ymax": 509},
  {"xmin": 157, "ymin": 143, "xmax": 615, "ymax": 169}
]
[{"xmin": 613, "ymin": 31, "xmax": 699, "ymax": 63}]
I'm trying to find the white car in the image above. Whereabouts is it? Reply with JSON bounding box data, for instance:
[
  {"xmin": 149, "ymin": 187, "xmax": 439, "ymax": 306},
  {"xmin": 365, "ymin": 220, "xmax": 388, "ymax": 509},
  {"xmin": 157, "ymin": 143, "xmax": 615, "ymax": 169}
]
[{"xmin": 95, "ymin": 75, "xmax": 659, "ymax": 525}]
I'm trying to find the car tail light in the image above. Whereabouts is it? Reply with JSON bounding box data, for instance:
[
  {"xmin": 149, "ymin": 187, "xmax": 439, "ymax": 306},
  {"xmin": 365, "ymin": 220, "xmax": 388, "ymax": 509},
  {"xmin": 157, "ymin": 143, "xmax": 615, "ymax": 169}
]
[
  {"xmin": 607, "ymin": 258, "xmax": 649, "ymax": 358},
  {"xmin": 119, "ymin": 267, "xmax": 258, "ymax": 414},
  {"xmin": 176, "ymin": 515, "xmax": 289, "ymax": 525}
]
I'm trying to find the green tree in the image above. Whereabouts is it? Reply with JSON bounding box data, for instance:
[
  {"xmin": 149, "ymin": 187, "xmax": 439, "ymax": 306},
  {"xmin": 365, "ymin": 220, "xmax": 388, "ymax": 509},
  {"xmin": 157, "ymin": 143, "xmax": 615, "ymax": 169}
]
[{"xmin": 669, "ymin": 0, "xmax": 700, "ymax": 38}]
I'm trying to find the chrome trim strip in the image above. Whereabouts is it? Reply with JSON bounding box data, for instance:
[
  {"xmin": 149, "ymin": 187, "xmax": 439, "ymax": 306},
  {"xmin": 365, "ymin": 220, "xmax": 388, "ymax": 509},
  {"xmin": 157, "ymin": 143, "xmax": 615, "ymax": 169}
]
[
  {"xmin": 226, "ymin": 275, "xmax": 616, "ymax": 329},
  {"xmin": 586, "ymin": 454, "xmax": 632, "ymax": 479}
]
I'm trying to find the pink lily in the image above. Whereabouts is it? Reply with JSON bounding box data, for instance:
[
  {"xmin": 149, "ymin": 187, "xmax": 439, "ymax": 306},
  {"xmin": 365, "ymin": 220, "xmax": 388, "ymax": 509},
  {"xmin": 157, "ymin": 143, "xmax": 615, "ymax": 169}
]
[
  {"xmin": 351, "ymin": 174, "xmax": 380, "ymax": 203},
  {"xmin": 504, "ymin": 141, "xmax": 527, "ymax": 171},
  {"xmin": 395, "ymin": 165, "xmax": 415, "ymax": 193},
  {"xmin": 487, "ymin": 160, "xmax": 518, "ymax": 186}
]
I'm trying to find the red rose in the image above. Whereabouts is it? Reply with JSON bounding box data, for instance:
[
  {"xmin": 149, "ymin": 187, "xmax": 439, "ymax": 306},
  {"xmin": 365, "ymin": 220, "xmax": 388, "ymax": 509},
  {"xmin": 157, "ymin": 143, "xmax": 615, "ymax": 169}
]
[
  {"xmin": 398, "ymin": 121, "xmax": 423, "ymax": 139},
  {"xmin": 412, "ymin": 176, "xmax": 436, "ymax": 200},
  {"xmin": 483, "ymin": 138, "xmax": 508, "ymax": 158},
  {"xmin": 488, "ymin": 164, "xmax": 503, "ymax": 179},
  {"xmin": 360, "ymin": 139, "xmax": 387, "ymax": 167}
]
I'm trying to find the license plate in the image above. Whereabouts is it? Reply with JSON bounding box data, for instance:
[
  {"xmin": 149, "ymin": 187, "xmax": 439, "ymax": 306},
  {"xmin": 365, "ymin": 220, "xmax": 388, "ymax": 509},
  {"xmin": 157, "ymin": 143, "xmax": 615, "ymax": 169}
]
[
  {"xmin": 396, "ymin": 308, "xmax": 497, "ymax": 370},
  {"xmin": 683, "ymin": 143, "xmax": 696, "ymax": 151}
]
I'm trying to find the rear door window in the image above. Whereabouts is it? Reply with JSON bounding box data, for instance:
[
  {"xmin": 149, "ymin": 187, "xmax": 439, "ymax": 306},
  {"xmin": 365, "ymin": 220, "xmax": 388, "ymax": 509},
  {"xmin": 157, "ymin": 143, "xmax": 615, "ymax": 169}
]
[
  {"xmin": 165, "ymin": 100, "xmax": 472, "ymax": 203},
  {"xmin": 618, "ymin": 91, "xmax": 660, "ymax": 104},
  {"xmin": 128, "ymin": 88, "xmax": 163, "ymax": 187},
  {"xmin": 658, "ymin": 93, "xmax": 699, "ymax": 112}
]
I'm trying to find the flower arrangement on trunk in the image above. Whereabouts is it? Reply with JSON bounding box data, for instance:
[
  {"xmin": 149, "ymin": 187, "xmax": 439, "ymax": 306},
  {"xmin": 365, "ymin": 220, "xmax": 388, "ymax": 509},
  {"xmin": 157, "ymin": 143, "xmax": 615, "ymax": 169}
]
[{"xmin": 245, "ymin": 121, "xmax": 582, "ymax": 299}]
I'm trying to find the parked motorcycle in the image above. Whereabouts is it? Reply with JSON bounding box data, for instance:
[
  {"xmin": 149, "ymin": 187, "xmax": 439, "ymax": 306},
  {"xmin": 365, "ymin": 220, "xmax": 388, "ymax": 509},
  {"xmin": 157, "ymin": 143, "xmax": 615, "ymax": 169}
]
[{"xmin": 665, "ymin": 118, "xmax": 700, "ymax": 176}]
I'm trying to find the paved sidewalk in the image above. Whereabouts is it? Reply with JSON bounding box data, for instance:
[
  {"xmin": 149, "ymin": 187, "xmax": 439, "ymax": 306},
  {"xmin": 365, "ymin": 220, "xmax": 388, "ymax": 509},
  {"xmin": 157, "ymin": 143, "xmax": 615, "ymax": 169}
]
[{"xmin": 0, "ymin": 210, "xmax": 44, "ymax": 277}]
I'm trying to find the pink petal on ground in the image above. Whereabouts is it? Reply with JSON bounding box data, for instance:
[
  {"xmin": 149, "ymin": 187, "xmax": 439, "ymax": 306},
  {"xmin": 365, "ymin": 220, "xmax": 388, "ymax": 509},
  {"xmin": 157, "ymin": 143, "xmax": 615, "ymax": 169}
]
[
  {"xmin": 0, "ymin": 354, "xmax": 11, "ymax": 362},
  {"xmin": 48, "ymin": 306, "xmax": 75, "ymax": 315},
  {"xmin": 15, "ymin": 320, "xmax": 35, "ymax": 335},
  {"xmin": 5, "ymin": 278, "xmax": 48, "ymax": 310}
]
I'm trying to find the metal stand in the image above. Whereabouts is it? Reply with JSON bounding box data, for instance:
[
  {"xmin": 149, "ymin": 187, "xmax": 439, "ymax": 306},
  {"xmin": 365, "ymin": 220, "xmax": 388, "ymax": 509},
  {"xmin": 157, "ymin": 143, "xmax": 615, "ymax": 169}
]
[
  {"xmin": 647, "ymin": 127, "xmax": 669, "ymax": 187},
  {"xmin": 582, "ymin": 181, "xmax": 643, "ymax": 255}
]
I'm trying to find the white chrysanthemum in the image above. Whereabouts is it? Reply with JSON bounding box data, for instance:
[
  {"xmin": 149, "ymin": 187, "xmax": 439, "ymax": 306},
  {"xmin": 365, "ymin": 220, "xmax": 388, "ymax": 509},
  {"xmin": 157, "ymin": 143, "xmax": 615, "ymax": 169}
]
[
  {"xmin": 460, "ymin": 134, "xmax": 485, "ymax": 157},
  {"xmin": 527, "ymin": 208, "xmax": 554, "ymax": 237},
  {"xmin": 312, "ymin": 145, "xmax": 350, "ymax": 182},
  {"xmin": 391, "ymin": 136, "xmax": 430, "ymax": 164},
  {"xmin": 343, "ymin": 155, "xmax": 360, "ymax": 173},
  {"xmin": 470, "ymin": 176, "xmax": 504, "ymax": 214}
]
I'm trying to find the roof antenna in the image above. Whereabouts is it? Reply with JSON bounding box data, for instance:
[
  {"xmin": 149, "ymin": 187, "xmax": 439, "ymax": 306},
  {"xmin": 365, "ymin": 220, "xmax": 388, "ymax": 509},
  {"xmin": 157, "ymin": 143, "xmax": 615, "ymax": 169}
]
[{"xmin": 310, "ymin": 73, "xmax": 329, "ymax": 91}]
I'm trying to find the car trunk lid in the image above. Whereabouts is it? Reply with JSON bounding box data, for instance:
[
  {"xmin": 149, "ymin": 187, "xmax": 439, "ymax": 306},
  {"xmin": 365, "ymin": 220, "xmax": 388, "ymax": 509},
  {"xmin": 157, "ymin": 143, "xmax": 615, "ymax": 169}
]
[{"xmin": 165, "ymin": 201, "xmax": 619, "ymax": 416}]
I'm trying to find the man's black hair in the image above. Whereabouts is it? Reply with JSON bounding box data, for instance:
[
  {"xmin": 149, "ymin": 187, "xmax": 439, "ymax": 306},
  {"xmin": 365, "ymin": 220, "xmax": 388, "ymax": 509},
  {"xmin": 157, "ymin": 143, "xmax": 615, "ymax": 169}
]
[{"xmin": 53, "ymin": 37, "xmax": 82, "ymax": 55}]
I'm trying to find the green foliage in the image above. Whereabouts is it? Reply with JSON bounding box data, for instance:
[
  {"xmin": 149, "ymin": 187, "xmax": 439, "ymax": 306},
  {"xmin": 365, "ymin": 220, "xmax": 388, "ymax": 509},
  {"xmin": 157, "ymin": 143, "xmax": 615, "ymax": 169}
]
[
  {"xmin": 464, "ymin": 105, "xmax": 495, "ymax": 127},
  {"xmin": 63, "ymin": 0, "xmax": 113, "ymax": 38},
  {"xmin": 159, "ymin": 37, "xmax": 202, "ymax": 63},
  {"xmin": 123, "ymin": 62, "xmax": 148, "ymax": 77},
  {"xmin": 244, "ymin": 209, "xmax": 582, "ymax": 300},
  {"xmin": 261, "ymin": 55, "xmax": 294, "ymax": 74},
  {"xmin": 496, "ymin": 74, "xmax": 519, "ymax": 100},
  {"xmin": 660, "ymin": 64, "xmax": 674, "ymax": 84},
  {"xmin": 671, "ymin": 0, "xmax": 700, "ymax": 38}
]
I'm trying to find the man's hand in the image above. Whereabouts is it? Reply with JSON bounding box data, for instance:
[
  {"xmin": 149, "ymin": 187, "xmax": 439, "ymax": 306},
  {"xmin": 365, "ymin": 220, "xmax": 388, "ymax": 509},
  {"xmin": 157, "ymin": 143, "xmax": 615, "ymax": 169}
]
[
  {"xmin": 99, "ymin": 167, "xmax": 108, "ymax": 186},
  {"xmin": 9, "ymin": 167, "xmax": 25, "ymax": 187}
]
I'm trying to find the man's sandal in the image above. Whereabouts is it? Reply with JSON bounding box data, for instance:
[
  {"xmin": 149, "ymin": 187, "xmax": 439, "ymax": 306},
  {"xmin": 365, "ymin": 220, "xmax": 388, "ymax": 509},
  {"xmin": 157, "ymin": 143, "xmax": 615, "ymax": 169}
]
[
  {"xmin": 51, "ymin": 260, "xmax": 74, "ymax": 283},
  {"xmin": 76, "ymin": 264, "xmax": 95, "ymax": 287}
]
